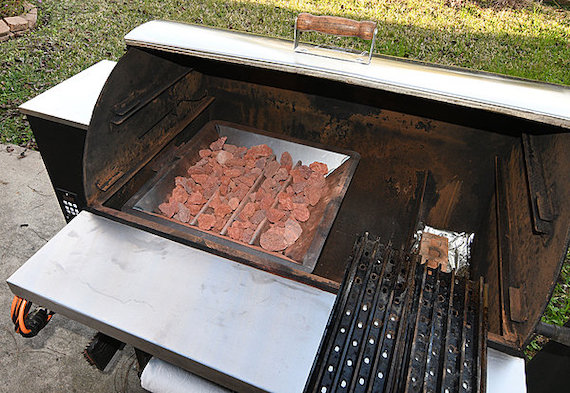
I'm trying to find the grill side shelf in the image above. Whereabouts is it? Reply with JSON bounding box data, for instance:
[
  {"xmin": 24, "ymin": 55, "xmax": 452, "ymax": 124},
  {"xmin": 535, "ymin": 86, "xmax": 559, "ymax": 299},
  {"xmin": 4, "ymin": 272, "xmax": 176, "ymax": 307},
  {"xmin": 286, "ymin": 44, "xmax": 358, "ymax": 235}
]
[{"xmin": 304, "ymin": 234, "xmax": 486, "ymax": 393}]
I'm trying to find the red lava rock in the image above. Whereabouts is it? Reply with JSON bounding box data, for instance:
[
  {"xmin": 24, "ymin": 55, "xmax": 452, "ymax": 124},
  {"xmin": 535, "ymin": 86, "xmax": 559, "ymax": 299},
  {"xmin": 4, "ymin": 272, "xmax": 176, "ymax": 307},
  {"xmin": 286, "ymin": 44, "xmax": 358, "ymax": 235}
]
[
  {"xmin": 187, "ymin": 191, "xmax": 205, "ymax": 205},
  {"xmin": 214, "ymin": 203, "xmax": 233, "ymax": 218},
  {"xmin": 284, "ymin": 218, "xmax": 302, "ymax": 246},
  {"xmin": 260, "ymin": 195, "xmax": 274, "ymax": 210},
  {"xmin": 251, "ymin": 167, "xmax": 262, "ymax": 177},
  {"xmin": 278, "ymin": 193, "xmax": 294, "ymax": 210},
  {"xmin": 255, "ymin": 157, "xmax": 267, "ymax": 169},
  {"xmin": 187, "ymin": 165, "xmax": 206, "ymax": 175},
  {"xmin": 197, "ymin": 214, "xmax": 216, "ymax": 230},
  {"xmin": 244, "ymin": 158, "xmax": 256, "ymax": 168},
  {"xmin": 273, "ymin": 167, "xmax": 289, "ymax": 182},
  {"xmin": 210, "ymin": 162, "xmax": 225, "ymax": 177},
  {"xmin": 291, "ymin": 168, "xmax": 308, "ymax": 184},
  {"xmin": 260, "ymin": 226, "xmax": 288, "ymax": 251},
  {"xmin": 202, "ymin": 164, "xmax": 214, "ymax": 175},
  {"xmin": 175, "ymin": 177, "xmax": 194, "ymax": 194},
  {"xmin": 159, "ymin": 202, "xmax": 177, "ymax": 218},
  {"xmin": 266, "ymin": 208, "xmax": 285, "ymax": 223},
  {"xmin": 286, "ymin": 185, "xmax": 294, "ymax": 195},
  {"xmin": 199, "ymin": 149, "xmax": 212, "ymax": 158},
  {"xmin": 216, "ymin": 150, "xmax": 234, "ymax": 165},
  {"xmin": 250, "ymin": 209, "xmax": 266, "ymax": 225},
  {"xmin": 176, "ymin": 203, "xmax": 192, "ymax": 223},
  {"xmin": 241, "ymin": 219, "xmax": 253, "ymax": 229},
  {"xmin": 280, "ymin": 152, "xmax": 293, "ymax": 170},
  {"xmin": 223, "ymin": 144, "xmax": 238, "ymax": 154},
  {"xmin": 300, "ymin": 165, "xmax": 312, "ymax": 176},
  {"xmin": 227, "ymin": 157, "xmax": 246, "ymax": 167},
  {"xmin": 235, "ymin": 146, "xmax": 248, "ymax": 157},
  {"xmin": 228, "ymin": 221, "xmax": 245, "ymax": 240},
  {"xmin": 214, "ymin": 216, "xmax": 226, "ymax": 232},
  {"xmin": 228, "ymin": 197, "xmax": 240, "ymax": 210},
  {"xmin": 293, "ymin": 204, "xmax": 310, "ymax": 222},
  {"xmin": 241, "ymin": 228, "xmax": 255, "ymax": 243},
  {"xmin": 235, "ymin": 187, "xmax": 248, "ymax": 200},
  {"xmin": 171, "ymin": 186, "xmax": 188, "ymax": 204},
  {"xmin": 219, "ymin": 183, "xmax": 228, "ymax": 196},
  {"xmin": 292, "ymin": 181, "xmax": 306, "ymax": 194},
  {"xmin": 254, "ymin": 188, "xmax": 266, "ymax": 201},
  {"xmin": 261, "ymin": 177, "xmax": 277, "ymax": 192},
  {"xmin": 292, "ymin": 194, "xmax": 307, "ymax": 204},
  {"xmin": 220, "ymin": 176, "xmax": 231, "ymax": 187},
  {"xmin": 206, "ymin": 174, "xmax": 220, "ymax": 188},
  {"xmin": 202, "ymin": 185, "xmax": 218, "ymax": 200},
  {"xmin": 226, "ymin": 168, "xmax": 243, "ymax": 178},
  {"xmin": 238, "ymin": 173, "xmax": 257, "ymax": 187},
  {"xmin": 264, "ymin": 160, "xmax": 280, "ymax": 177},
  {"xmin": 307, "ymin": 172, "xmax": 326, "ymax": 188},
  {"xmin": 245, "ymin": 144, "xmax": 273, "ymax": 159},
  {"xmin": 186, "ymin": 203, "xmax": 203, "ymax": 215},
  {"xmin": 191, "ymin": 173, "xmax": 210, "ymax": 185},
  {"xmin": 209, "ymin": 136, "xmax": 227, "ymax": 151},
  {"xmin": 195, "ymin": 157, "xmax": 210, "ymax": 167},
  {"xmin": 309, "ymin": 161, "xmax": 328, "ymax": 175},
  {"xmin": 305, "ymin": 186, "xmax": 322, "ymax": 206},
  {"xmin": 209, "ymin": 194, "xmax": 222, "ymax": 210},
  {"xmin": 239, "ymin": 202, "xmax": 256, "ymax": 221}
]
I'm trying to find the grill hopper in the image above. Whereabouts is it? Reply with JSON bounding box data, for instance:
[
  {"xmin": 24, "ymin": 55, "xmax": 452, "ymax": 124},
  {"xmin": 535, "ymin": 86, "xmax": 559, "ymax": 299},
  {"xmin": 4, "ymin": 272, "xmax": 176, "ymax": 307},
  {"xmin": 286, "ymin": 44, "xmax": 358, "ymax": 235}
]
[{"xmin": 124, "ymin": 121, "xmax": 359, "ymax": 274}]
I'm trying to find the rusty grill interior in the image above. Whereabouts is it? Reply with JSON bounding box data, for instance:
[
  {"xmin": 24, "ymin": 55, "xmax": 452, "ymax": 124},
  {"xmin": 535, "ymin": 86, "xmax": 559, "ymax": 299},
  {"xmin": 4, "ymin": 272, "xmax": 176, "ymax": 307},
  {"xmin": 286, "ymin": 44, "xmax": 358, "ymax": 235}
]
[{"xmin": 84, "ymin": 46, "xmax": 570, "ymax": 353}]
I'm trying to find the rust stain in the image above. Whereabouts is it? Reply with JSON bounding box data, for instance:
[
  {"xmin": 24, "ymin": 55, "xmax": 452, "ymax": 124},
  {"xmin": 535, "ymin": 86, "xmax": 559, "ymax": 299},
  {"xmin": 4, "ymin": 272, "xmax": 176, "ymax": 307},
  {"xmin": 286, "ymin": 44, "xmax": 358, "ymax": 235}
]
[
  {"xmin": 419, "ymin": 232, "xmax": 450, "ymax": 272},
  {"xmin": 427, "ymin": 178, "xmax": 462, "ymax": 229}
]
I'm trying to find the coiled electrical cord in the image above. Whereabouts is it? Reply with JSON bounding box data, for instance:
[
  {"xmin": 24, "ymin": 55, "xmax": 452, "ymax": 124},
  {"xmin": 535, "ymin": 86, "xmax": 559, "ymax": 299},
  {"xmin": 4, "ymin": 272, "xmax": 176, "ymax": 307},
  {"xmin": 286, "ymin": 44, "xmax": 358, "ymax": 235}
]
[{"xmin": 10, "ymin": 296, "xmax": 54, "ymax": 338}]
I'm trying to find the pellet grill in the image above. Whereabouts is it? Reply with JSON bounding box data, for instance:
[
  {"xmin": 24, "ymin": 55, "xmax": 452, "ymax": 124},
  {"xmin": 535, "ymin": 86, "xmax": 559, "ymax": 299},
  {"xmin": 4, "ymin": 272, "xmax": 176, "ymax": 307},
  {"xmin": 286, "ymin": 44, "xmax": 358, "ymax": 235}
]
[{"xmin": 8, "ymin": 15, "xmax": 570, "ymax": 393}]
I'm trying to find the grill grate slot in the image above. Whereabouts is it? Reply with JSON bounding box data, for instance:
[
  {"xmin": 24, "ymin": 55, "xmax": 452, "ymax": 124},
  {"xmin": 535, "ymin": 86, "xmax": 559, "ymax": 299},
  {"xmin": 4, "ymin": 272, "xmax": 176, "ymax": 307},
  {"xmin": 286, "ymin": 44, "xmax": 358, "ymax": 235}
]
[{"xmin": 304, "ymin": 233, "xmax": 486, "ymax": 393}]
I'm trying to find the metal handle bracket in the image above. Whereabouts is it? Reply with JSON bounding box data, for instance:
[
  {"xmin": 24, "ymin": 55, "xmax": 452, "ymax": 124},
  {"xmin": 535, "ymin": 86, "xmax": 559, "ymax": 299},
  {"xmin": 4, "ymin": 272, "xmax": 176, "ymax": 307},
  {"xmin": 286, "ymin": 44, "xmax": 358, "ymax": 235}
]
[{"xmin": 294, "ymin": 13, "xmax": 378, "ymax": 65}]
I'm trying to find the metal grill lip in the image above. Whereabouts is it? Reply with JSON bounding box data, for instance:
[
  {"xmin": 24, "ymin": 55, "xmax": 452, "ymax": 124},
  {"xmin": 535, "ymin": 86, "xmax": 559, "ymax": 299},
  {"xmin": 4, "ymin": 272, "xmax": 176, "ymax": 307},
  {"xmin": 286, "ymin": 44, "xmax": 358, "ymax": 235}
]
[{"xmin": 304, "ymin": 233, "xmax": 486, "ymax": 393}]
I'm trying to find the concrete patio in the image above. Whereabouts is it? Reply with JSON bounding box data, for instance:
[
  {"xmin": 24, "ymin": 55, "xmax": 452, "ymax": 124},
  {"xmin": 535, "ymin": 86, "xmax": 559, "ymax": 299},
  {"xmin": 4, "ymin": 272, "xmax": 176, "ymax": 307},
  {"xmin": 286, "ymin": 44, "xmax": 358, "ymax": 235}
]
[{"xmin": 0, "ymin": 143, "xmax": 146, "ymax": 392}]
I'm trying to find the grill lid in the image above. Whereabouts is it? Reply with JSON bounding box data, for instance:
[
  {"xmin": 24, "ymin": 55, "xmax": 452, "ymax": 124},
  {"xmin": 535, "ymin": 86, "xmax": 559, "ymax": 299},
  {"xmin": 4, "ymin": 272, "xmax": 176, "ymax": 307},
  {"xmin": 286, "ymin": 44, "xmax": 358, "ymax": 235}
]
[{"xmin": 124, "ymin": 20, "xmax": 570, "ymax": 129}]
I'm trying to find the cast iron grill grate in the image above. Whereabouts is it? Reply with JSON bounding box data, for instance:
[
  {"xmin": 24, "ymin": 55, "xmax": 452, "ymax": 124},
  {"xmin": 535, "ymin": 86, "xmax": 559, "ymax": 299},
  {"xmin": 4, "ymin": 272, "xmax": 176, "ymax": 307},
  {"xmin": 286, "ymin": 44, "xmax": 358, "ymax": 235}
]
[{"xmin": 304, "ymin": 233, "xmax": 486, "ymax": 393}]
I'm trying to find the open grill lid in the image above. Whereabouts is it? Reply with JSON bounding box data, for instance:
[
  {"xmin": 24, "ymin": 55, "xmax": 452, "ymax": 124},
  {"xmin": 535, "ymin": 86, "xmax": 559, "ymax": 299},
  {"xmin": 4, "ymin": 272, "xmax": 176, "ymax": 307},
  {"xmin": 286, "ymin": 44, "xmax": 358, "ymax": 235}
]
[
  {"xmin": 84, "ymin": 20, "xmax": 570, "ymax": 353},
  {"xmin": 124, "ymin": 20, "xmax": 570, "ymax": 129}
]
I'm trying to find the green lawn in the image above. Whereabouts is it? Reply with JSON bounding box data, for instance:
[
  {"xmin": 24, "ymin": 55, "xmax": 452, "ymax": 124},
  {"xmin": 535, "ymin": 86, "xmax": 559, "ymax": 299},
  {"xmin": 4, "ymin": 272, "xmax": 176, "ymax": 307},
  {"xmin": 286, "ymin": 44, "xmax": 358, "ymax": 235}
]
[
  {"xmin": 525, "ymin": 251, "xmax": 570, "ymax": 359},
  {"xmin": 1, "ymin": 0, "xmax": 569, "ymax": 146},
  {"xmin": 1, "ymin": 0, "xmax": 569, "ymax": 358}
]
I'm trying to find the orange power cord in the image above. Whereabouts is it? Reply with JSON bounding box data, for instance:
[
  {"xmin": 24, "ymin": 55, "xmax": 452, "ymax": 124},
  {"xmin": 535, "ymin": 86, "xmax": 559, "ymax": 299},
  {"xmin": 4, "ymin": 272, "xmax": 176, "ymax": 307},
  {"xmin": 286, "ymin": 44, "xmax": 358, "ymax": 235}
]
[{"xmin": 10, "ymin": 296, "xmax": 53, "ymax": 337}]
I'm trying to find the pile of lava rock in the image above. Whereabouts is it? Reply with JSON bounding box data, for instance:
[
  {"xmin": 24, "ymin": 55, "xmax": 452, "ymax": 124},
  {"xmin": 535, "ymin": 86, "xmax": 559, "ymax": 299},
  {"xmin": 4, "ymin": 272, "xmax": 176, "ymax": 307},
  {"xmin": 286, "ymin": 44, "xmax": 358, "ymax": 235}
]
[{"xmin": 159, "ymin": 136, "xmax": 328, "ymax": 253}]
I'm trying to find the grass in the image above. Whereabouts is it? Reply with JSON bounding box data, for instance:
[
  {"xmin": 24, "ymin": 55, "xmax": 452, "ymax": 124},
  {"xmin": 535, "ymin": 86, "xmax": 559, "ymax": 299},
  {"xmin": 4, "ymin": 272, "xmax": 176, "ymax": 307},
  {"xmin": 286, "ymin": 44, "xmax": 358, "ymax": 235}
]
[
  {"xmin": 1, "ymin": 0, "xmax": 569, "ymax": 146},
  {"xmin": 0, "ymin": 0, "xmax": 26, "ymax": 18},
  {"xmin": 525, "ymin": 251, "xmax": 570, "ymax": 360},
  {"xmin": 0, "ymin": 0, "xmax": 569, "ymax": 357}
]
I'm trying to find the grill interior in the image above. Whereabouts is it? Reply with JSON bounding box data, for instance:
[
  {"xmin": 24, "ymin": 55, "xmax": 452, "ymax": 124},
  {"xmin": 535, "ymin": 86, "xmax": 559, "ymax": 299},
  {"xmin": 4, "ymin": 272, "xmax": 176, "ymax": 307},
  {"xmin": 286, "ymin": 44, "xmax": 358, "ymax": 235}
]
[{"xmin": 84, "ymin": 46, "xmax": 570, "ymax": 351}]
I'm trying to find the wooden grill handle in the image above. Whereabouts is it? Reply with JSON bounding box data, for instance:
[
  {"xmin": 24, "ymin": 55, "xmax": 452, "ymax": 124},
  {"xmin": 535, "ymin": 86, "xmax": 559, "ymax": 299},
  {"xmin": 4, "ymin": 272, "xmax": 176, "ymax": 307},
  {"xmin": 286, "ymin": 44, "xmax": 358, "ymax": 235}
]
[{"xmin": 296, "ymin": 13, "xmax": 377, "ymax": 41}]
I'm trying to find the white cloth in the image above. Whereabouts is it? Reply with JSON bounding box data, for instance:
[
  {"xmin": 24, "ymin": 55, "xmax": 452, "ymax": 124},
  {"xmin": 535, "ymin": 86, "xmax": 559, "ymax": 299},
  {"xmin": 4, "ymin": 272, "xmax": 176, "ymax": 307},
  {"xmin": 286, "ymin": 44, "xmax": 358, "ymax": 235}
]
[
  {"xmin": 487, "ymin": 348, "xmax": 527, "ymax": 393},
  {"xmin": 141, "ymin": 357, "xmax": 232, "ymax": 393}
]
